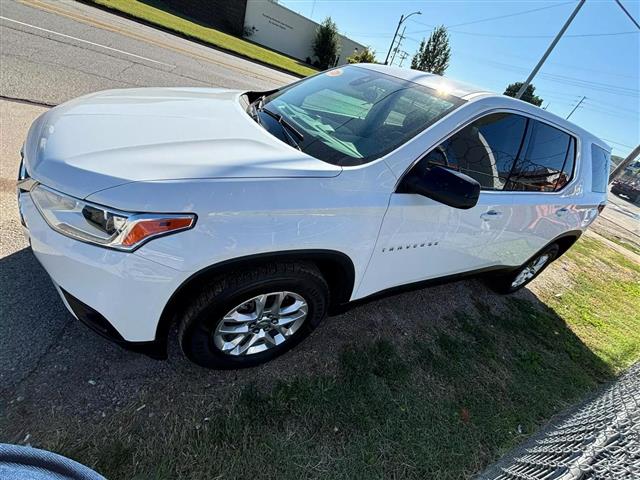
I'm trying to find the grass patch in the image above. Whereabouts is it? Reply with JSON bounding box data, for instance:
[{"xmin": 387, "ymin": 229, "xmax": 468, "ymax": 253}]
[
  {"xmin": 599, "ymin": 232, "xmax": 640, "ymax": 256},
  {"xmin": 89, "ymin": 0, "xmax": 317, "ymax": 77},
  {"xmin": 10, "ymin": 238, "xmax": 640, "ymax": 479},
  {"xmin": 540, "ymin": 236, "xmax": 640, "ymax": 371}
]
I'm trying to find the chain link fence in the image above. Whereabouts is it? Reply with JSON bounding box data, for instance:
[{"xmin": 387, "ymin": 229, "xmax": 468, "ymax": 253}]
[{"xmin": 483, "ymin": 362, "xmax": 640, "ymax": 480}]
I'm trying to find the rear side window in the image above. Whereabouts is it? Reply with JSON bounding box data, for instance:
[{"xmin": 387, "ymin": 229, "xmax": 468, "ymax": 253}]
[
  {"xmin": 423, "ymin": 113, "xmax": 527, "ymax": 190},
  {"xmin": 506, "ymin": 120, "xmax": 575, "ymax": 192},
  {"xmin": 590, "ymin": 145, "xmax": 610, "ymax": 193}
]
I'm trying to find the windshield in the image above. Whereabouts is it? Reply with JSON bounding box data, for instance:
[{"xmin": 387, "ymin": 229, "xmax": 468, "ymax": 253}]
[{"xmin": 251, "ymin": 66, "xmax": 464, "ymax": 166}]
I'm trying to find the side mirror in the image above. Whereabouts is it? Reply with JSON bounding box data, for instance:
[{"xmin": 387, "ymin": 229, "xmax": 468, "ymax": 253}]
[{"xmin": 397, "ymin": 165, "xmax": 480, "ymax": 209}]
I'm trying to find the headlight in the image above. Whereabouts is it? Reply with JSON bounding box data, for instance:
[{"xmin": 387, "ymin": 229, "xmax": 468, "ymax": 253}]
[{"xmin": 30, "ymin": 184, "xmax": 196, "ymax": 251}]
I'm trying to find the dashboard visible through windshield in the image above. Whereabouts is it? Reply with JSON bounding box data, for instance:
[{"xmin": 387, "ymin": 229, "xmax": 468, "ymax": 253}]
[{"xmin": 248, "ymin": 66, "xmax": 464, "ymax": 166}]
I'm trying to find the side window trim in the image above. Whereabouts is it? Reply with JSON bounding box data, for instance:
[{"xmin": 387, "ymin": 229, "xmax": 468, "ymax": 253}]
[
  {"xmin": 555, "ymin": 136, "xmax": 576, "ymax": 191},
  {"xmin": 507, "ymin": 118, "xmax": 577, "ymax": 193},
  {"xmin": 502, "ymin": 117, "xmax": 532, "ymax": 190},
  {"xmin": 395, "ymin": 108, "xmax": 580, "ymax": 195}
]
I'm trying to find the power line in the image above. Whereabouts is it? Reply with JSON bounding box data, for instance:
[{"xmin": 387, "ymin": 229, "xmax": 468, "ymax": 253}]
[
  {"xmin": 405, "ymin": 0, "xmax": 638, "ymax": 39},
  {"xmin": 603, "ymin": 138, "xmax": 636, "ymax": 149},
  {"xmin": 539, "ymin": 72, "xmax": 639, "ymax": 95},
  {"xmin": 408, "ymin": 2, "xmax": 573, "ymax": 30},
  {"xmin": 349, "ymin": 32, "xmax": 394, "ymax": 37},
  {"xmin": 586, "ymin": 99, "xmax": 640, "ymax": 114},
  {"xmin": 454, "ymin": 52, "xmax": 639, "ymax": 98},
  {"xmin": 580, "ymin": 105, "xmax": 639, "ymax": 119},
  {"xmin": 354, "ymin": 2, "xmax": 639, "ymax": 47},
  {"xmin": 455, "ymin": 47, "xmax": 638, "ymax": 80},
  {"xmin": 446, "ymin": 2, "xmax": 575, "ymax": 28},
  {"xmin": 408, "ymin": 23, "xmax": 638, "ymax": 39},
  {"xmin": 538, "ymin": 91, "xmax": 583, "ymax": 101}
]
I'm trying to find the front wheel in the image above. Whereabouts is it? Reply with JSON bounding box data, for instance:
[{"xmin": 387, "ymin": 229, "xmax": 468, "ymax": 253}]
[
  {"xmin": 486, "ymin": 243, "xmax": 559, "ymax": 294},
  {"xmin": 178, "ymin": 262, "xmax": 329, "ymax": 369}
]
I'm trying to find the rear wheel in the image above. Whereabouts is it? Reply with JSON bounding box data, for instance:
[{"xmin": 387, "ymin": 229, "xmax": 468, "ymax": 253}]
[
  {"xmin": 178, "ymin": 262, "xmax": 329, "ymax": 369},
  {"xmin": 487, "ymin": 243, "xmax": 559, "ymax": 294}
]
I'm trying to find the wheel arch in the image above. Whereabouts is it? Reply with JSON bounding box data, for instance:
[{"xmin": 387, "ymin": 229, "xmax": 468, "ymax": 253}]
[
  {"xmin": 519, "ymin": 230, "xmax": 583, "ymax": 268},
  {"xmin": 552, "ymin": 230, "xmax": 583, "ymax": 258},
  {"xmin": 154, "ymin": 249, "xmax": 356, "ymax": 349}
]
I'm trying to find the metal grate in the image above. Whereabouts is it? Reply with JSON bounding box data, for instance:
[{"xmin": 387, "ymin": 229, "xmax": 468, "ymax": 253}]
[{"xmin": 489, "ymin": 362, "xmax": 640, "ymax": 480}]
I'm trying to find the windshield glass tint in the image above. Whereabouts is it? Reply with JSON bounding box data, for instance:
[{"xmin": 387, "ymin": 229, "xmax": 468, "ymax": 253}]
[{"xmin": 261, "ymin": 66, "xmax": 464, "ymax": 166}]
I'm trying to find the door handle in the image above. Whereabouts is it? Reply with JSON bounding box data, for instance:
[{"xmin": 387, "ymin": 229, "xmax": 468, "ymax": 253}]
[
  {"xmin": 556, "ymin": 207, "xmax": 569, "ymax": 217},
  {"xmin": 480, "ymin": 210, "xmax": 503, "ymax": 220}
]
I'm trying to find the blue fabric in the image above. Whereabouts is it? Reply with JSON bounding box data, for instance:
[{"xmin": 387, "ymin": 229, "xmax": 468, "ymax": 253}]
[{"xmin": 0, "ymin": 444, "xmax": 105, "ymax": 480}]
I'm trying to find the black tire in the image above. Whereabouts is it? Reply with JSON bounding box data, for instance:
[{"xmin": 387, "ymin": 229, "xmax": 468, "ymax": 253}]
[
  {"xmin": 178, "ymin": 262, "xmax": 329, "ymax": 369},
  {"xmin": 486, "ymin": 243, "xmax": 560, "ymax": 294}
]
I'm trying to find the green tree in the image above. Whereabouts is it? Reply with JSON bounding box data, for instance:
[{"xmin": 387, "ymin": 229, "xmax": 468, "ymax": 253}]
[
  {"xmin": 346, "ymin": 46, "xmax": 376, "ymax": 64},
  {"xmin": 504, "ymin": 82, "xmax": 544, "ymax": 107},
  {"xmin": 411, "ymin": 25, "xmax": 451, "ymax": 75},
  {"xmin": 313, "ymin": 17, "xmax": 341, "ymax": 70}
]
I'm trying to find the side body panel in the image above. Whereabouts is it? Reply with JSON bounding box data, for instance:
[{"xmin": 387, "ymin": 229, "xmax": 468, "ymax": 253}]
[
  {"xmin": 87, "ymin": 161, "xmax": 396, "ymax": 300},
  {"xmin": 488, "ymin": 127, "xmax": 603, "ymax": 267},
  {"xmin": 358, "ymin": 100, "xmax": 603, "ymax": 297},
  {"xmin": 356, "ymin": 191, "xmax": 514, "ymax": 298}
]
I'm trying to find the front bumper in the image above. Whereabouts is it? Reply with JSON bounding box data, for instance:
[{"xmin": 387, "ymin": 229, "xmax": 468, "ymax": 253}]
[
  {"xmin": 59, "ymin": 287, "xmax": 167, "ymax": 358},
  {"xmin": 18, "ymin": 191, "xmax": 187, "ymax": 359}
]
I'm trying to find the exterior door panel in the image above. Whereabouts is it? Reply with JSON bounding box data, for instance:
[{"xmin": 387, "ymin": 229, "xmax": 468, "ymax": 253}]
[{"xmin": 356, "ymin": 192, "xmax": 513, "ymax": 298}]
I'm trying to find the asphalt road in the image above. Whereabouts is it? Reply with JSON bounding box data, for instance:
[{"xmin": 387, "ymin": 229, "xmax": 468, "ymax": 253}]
[
  {"xmin": 1, "ymin": 0, "xmax": 296, "ymax": 395},
  {"xmin": 605, "ymin": 193, "xmax": 640, "ymax": 233},
  {"xmin": 0, "ymin": 0, "xmax": 295, "ymax": 106}
]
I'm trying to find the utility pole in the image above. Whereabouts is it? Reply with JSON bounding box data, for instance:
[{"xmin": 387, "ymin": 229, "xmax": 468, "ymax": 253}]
[
  {"xmin": 565, "ymin": 96, "xmax": 585, "ymax": 120},
  {"xmin": 615, "ymin": 0, "xmax": 640, "ymax": 30},
  {"xmin": 390, "ymin": 26, "xmax": 406, "ymax": 65},
  {"xmin": 384, "ymin": 11, "xmax": 421, "ymax": 65},
  {"xmin": 516, "ymin": 0, "xmax": 585, "ymax": 99},
  {"xmin": 310, "ymin": 0, "xmax": 317, "ymax": 20},
  {"xmin": 610, "ymin": 145, "xmax": 640, "ymax": 183},
  {"xmin": 398, "ymin": 51, "xmax": 409, "ymax": 67}
]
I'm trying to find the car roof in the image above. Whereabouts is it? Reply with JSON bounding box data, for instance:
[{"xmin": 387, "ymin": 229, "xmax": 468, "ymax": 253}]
[
  {"xmin": 356, "ymin": 63, "xmax": 488, "ymax": 98},
  {"xmin": 354, "ymin": 63, "xmax": 611, "ymax": 153}
]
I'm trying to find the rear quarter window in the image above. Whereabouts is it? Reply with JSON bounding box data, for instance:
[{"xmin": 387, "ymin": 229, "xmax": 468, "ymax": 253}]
[
  {"xmin": 506, "ymin": 120, "xmax": 575, "ymax": 192},
  {"xmin": 591, "ymin": 144, "xmax": 611, "ymax": 193}
]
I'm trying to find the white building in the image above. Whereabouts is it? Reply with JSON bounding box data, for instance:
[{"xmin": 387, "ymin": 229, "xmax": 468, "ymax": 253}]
[{"xmin": 244, "ymin": 0, "xmax": 366, "ymax": 66}]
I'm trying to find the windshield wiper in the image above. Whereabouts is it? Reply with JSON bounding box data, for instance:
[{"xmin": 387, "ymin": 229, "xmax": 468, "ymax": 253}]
[
  {"xmin": 253, "ymin": 95, "xmax": 265, "ymax": 112},
  {"xmin": 248, "ymin": 95, "xmax": 265, "ymax": 123},
  {"xmin": 260, "ymin": 107, "xmax": 305, "ymax": 150},
  {"xmin": 261, "ymin": 108, "xmax": 304, "ymax": 141}
]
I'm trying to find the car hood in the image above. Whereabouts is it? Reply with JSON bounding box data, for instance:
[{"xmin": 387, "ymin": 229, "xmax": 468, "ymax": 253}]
[{"xmin": 24, "ymin": 88, "xmax": 341, "ymax": 199}]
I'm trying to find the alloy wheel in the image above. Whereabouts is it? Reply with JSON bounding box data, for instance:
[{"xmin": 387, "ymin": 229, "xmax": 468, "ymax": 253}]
[
  {"xmin": 511, "ymin": 254, "xmax": 550, "ymax": 289},
  {"xmin": 213, "ymin": 291, "xmax": 308, "ymax": 356}
]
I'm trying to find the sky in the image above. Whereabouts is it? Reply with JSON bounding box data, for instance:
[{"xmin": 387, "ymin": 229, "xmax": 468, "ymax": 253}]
[{"xmin": 280, "ymin": 0, "xmax": 640, "ymax": 158}]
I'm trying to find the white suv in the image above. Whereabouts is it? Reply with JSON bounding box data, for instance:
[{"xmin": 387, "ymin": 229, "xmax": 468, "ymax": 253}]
[{"xmin": 17, "ymin": 64, "xmax": 610, "ymax": 368}]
